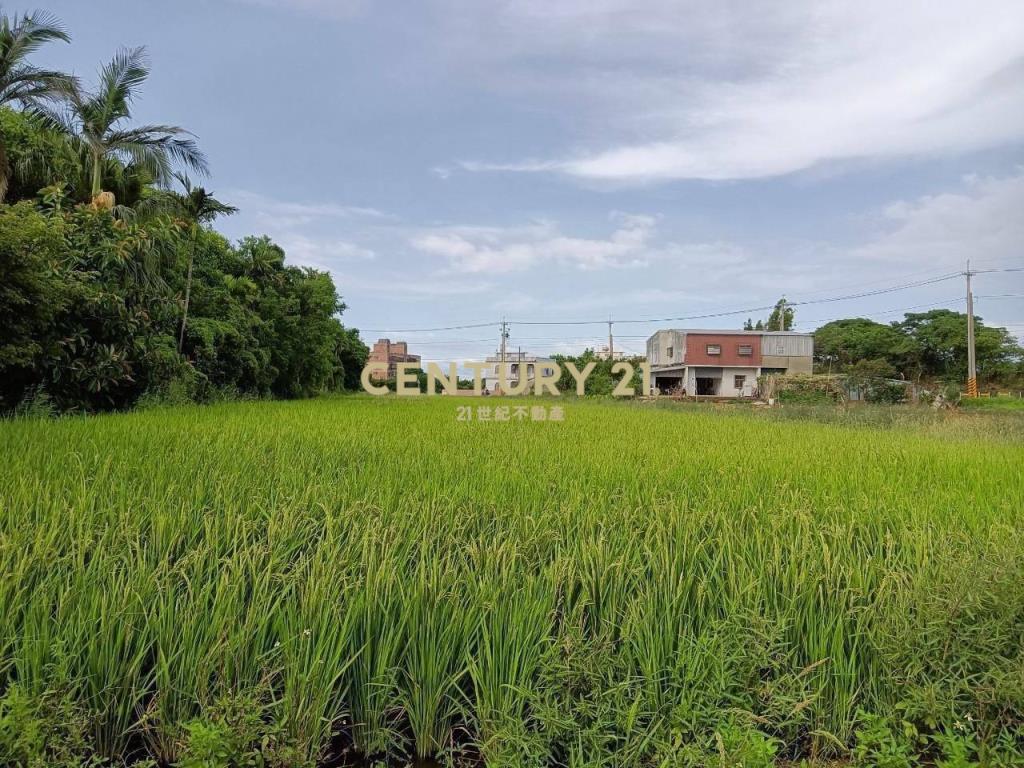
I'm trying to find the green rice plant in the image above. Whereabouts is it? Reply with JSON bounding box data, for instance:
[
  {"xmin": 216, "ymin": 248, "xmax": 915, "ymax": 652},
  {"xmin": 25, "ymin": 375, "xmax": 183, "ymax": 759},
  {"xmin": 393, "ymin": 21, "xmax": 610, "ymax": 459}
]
[
  {"xmin": 342, "ymin": 532, "xmax": 408, "ymax": 757},
  {"xmin": 397, "ymin": 550, "xmax": 477, "ymax": 760},
  {"xmin": 465, "ymin": 544, "xmax": 554, "ymax": 765},
  {"xmin": 274, "ymin": 533, "xmax": 360, "ymax": 765},
  {"xmin": 0, "ymin": 396, "xmax": 1022, "ymax": 766}
]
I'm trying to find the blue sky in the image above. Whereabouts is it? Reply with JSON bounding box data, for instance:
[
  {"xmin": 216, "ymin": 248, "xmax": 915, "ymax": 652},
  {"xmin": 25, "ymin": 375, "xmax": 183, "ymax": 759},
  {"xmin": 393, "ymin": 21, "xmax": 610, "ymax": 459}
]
[{"xmin": 38, "ymin": 0, "xmax": 1024, "ymax": 360}]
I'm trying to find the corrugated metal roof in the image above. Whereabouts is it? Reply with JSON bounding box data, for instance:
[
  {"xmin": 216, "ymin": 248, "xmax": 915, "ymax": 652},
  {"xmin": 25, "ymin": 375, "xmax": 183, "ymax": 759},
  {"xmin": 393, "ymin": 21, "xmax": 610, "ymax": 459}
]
[{"xmin": 646, "ymin": 328, "xmax": 813, "ymax": 342}]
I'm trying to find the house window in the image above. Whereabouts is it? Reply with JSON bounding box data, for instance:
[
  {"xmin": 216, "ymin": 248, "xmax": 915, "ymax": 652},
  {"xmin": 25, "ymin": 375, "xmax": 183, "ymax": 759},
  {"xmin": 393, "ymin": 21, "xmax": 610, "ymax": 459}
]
[
  {"xmin": 666, "ymin": 346, "xmax": 673, "ymax": 360},
  {"xmin": 706, "ymin": 344, "xmax": 721, "ymax": 355},
  {"xmin": 734, "ymin": 375, "xmax": 746, "ymax": 390},
  {"xmin": 738, "ymin": 344, "xmax": 753, "ymax": 356}
]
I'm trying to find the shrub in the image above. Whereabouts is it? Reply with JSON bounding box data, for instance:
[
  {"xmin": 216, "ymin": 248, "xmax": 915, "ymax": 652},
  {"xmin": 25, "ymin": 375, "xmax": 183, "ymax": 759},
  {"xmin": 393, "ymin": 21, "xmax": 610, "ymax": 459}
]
[{"xmin": 0, "ymin": 685, "xmax": 98, "ymax": 768}]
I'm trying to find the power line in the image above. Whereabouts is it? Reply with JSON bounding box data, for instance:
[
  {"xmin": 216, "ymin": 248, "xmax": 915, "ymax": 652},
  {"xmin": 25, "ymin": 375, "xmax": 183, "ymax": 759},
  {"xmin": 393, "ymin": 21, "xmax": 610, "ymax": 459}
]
[
  {"xmin": 796, "ymin": 297, "xmax": 963, "ymax": 327},
  {"xmin": 356, "ymin": 266, "xmax": 1022, "ymax": 335},
  {"xmin": 358, "ymin": 320, "xmax": 496, "ymax": 333},
  {"xmin": 510, "ymin": 272, "xmax": 962, "ymax": 326}
]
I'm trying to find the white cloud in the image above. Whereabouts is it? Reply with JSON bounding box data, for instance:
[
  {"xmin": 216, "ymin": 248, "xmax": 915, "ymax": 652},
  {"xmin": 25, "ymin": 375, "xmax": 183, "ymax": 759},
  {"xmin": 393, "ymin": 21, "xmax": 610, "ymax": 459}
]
[
  {"xmin": 219, "ymin": 190, "xmax": 389, "ymax": 277},
  {"xmin": 851, "ymin": 171, "xmax": 1024, "ymax": 271},
  {"xmin": 273, "ymin": 234, "xmax": 376, "ymax": 272},
  {"xmin": 409, "ymin": 212, "xmax": 659, "ymax": 273},
  {"xmin": 455, "ymin": 0, "xmax": 1024, "ymax": 182},
  {"xmin": 338, "ymin": 273, "xmax": 493, "ymax": 299},
  {"xmin": 225, "ymin": 189, "xmax": 390, "ymax": 230}
]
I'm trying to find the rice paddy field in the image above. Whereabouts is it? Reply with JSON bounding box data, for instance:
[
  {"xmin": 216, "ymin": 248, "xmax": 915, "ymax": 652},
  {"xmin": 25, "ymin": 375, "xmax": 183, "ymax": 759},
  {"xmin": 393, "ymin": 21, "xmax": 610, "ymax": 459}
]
[{"xmin": 2, "ymin": 396, "xmax": 1024, "ymax": 767}]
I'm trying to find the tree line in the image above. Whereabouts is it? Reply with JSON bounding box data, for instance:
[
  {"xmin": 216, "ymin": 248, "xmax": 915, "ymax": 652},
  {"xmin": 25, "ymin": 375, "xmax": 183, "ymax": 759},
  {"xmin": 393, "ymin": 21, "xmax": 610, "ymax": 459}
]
[
  {"xmin": 0, "ymin": 11, "xmax": 367, "ymax": 414},
  {"xmin": 745, "ymin": 298, "xmax": 1022, "ymax": 386},
  {"xmin": 813, "ymin": 312, "xmax": 1022, "ymax": 385}
]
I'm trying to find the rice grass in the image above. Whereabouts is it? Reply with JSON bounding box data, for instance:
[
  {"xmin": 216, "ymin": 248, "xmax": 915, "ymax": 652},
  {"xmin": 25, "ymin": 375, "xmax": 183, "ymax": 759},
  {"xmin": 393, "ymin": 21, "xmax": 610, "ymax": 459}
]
[{"xmin": 1, "ymin": 396, "xmax": 1023, "ymax": 766}]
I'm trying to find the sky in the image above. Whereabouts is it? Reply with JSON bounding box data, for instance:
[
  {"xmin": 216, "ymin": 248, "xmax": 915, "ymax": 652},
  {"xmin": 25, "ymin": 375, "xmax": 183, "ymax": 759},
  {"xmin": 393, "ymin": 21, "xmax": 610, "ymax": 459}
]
[{"xmin": 37, "ymin": 0, "xmax": 1024, "ymax": 361}]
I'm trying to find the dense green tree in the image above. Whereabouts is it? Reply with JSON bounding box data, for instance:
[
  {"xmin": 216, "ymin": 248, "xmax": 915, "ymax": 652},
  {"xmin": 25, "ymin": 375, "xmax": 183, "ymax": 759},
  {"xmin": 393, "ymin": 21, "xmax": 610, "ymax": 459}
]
[
  {"xmin": 0, "ymin": 201, "xmax": 187, "ymax": 411},
  {"xmin": 897, "ymin": 309, "xmax": 1021, "ymax": 382},
  {"xmin": 814, "ymin": 318, "xmax": 916, "ymax": 371},
  {"xmin": 140, "ymin": 172, "xmax": 238, "ymax": 350},
  {"xmin": 0, "ymin": 108, "xmax": 80, "ymax": 201},
  {"xmin": 0, "ymin": 201, "xmax": 365, "ymax": 413},
  {"xmin": 0, "ymin": 201, "xmax": 69, "ymax": 408},
  {"xmin": 335, "ymin": 325, "xmax": 369, "ymax": 391},
  {"xmin": 814, "ymin": 313, "xmax": 1021, "ymax": 383},
  {"xmin": 550, "ymin": 349, "xmax": 645, "ymax": 395},
  {"xmin": 0, "ymin": 10, "xmax": 73, "ymax": 200}
]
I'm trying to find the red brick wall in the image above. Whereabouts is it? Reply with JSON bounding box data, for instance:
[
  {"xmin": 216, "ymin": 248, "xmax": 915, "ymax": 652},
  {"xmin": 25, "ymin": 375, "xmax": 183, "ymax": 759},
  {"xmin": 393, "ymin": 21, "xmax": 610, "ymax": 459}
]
[
  {"xmin": 367, "ymin": 340, "xmax": 420, "ymax": 380},
  {"xmin": 685, "ymin": 334, "xmax": 762, "ymax": 366}
]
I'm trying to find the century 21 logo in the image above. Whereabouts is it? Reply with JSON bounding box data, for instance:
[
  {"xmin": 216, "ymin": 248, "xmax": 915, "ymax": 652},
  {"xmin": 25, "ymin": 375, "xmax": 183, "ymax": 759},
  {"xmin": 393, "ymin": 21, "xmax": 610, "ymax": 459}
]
[{"xmin": 361, "ymin": 361, "xmax": 652, "ymax": 396}]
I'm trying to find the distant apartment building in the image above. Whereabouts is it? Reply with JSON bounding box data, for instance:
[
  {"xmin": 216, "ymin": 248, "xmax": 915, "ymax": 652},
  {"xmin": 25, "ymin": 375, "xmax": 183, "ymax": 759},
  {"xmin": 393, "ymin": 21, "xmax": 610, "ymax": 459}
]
[
  {"xmin": 483, "ymin": 352, "xmax": 557, "ymax": 394},
  {"xmin": 368, "ymin": 338, "xmax": 421, "ymax": 381},
  {"xmin": 595, "ymin": 344, "xmax": 625, "ymax": 361},
  {"xmin": 646, "ymin": 329, "xmax": 813, "ymax": 396}
]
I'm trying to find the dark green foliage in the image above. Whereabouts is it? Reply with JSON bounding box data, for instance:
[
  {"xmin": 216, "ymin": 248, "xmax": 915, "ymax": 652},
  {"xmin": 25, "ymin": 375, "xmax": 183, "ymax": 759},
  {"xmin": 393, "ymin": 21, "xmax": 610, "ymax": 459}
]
[
  {"xmin": 770, "ymin": 374, "xmax": 842, "ymax": 404},
  {"xmin": 0, "ymin": 202, "xmax": 68, "ymax": 407},
  {"xmin": 0, "ymin": 202, "xmax": 366, "ymax": 413},
  {"xmin": 815, "ymin": 318, "xmax": 917, "ymax": 371},
  {"xmin": 852, "ymin": 711, "xmax": 920, "ymax": 767},
  {"xmin": 176, "ymin": 690, "xmax": 289, "ymax": 768},
  {"xmin": 898, "ymin": 309, "xmax": 1021, "ymax": 382},
  {"xmin": 815, "ymin": 313, "xmax": 1022, "ymax": 385},
  {"xmin": 1, "ymin": 107, "xmax": 156, "ymax": 207},
  {"xmin": 550, "ymin": 348, "xmax": 646, "ymax": 395},
  {"xmin": 0, "ymin": 684, "xmax": 98, "ymax": 768},
  {"xmin": 845, "ymin": 359, "xmax": 907, "ymax": 403}
]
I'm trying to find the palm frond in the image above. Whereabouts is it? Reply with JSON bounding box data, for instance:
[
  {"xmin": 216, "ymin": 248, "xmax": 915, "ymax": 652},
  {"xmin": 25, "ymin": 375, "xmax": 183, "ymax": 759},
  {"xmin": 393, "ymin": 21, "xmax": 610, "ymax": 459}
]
[
  {"xmin": 0, "ymin": 66, "xmax": 78, "ymax": 104},
  {"xmin": 107, "ymin": 126, "xmax": 209, "ymax": 179},
  {"xmin": 136, "ymin": 173, "xmax": 237, "ymax": 226},
  {"xmin": 96, "ymin": 46, "xmax": 149, "ymax": 109},
  {"xmin": 0, "ymin": 10, "xmax": 70, "ymax": 64},
  {"xmin": 0, "ymin": 10, "xmax": 74, "ymax": 109},
  {"xmin": 55, "ymin": 45, "xmax": 210, "ymax": 199}
]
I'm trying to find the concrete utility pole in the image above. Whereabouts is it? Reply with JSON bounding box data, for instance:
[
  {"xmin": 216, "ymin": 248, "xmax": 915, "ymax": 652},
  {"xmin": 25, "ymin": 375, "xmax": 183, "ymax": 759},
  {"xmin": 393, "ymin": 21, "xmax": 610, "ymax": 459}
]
[
  {"xmin": 499, "ymin": 319, "xmax": 508, "ymax": 364},
  {"xmin": 966, "ymin": 261, "xmax": 977, "ymax": 397},
  {"xmin": 778, "ymin": 296, "xmax": 786, "ymax": 331},
  {"xmin": 608, "ymin": 319, "xmax": 614, "ymax": 360}
]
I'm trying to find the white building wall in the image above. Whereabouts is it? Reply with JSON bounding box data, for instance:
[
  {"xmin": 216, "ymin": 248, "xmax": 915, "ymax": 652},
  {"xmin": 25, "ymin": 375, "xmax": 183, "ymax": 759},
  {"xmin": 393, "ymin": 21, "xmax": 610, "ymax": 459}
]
[
  {"xmin": 655, "ymin": 365, "xmax": 759, "ymax": 396},
  {"xmin": 646, "ymin": 330, "xmax": 686, "ymax": 366},
  {"xmin": 688, "ymin": 366, "xmax": 758, "ymax": 396},
  {"xmin": 720, "ymin": 367, "xmax": 758, "ymax": 397}
]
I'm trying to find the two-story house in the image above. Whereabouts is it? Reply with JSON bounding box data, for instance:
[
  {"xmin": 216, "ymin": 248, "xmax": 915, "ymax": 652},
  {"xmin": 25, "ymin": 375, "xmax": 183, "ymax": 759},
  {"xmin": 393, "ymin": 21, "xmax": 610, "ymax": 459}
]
[{"xmin": 646, "ymin": 329, "xmax": 813, "ymax": 396}]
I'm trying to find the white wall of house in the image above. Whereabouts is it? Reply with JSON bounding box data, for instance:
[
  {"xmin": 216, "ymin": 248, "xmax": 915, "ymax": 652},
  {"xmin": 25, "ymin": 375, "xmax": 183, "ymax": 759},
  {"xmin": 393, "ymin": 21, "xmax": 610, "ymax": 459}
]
[
  {"xmin": 721, "ymin": 367, "xmax": 758, "ymax": 396},
  {"xmin": 687, "ymin": 366, "xmax": 759, "ymax": 396}
]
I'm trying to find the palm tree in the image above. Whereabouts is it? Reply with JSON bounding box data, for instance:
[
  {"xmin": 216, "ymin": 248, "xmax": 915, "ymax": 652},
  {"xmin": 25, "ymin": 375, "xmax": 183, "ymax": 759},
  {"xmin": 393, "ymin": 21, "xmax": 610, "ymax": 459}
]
[
  {"xmin": 0, "ymin": 9, "xmax": 74, "ymax": 200},
  {"xmin": 143, "ymin": 172, "xmax": 237, "ymax": 351},
  {"xmin": 61, "ymin": 46, "xmax": 208, "ymax": 203}
]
